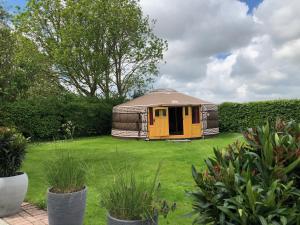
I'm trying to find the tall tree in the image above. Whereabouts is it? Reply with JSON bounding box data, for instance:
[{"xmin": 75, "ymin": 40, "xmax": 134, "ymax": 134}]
[
  {"xmin": 104, "ymin": 0, "xmax": 167, "ymax": 98},
  {"xmin": 0, "ymin": 5, "xmax": 59, "ymax": 101},
  {"xmin": 0, "ymin": 6, "xmax": 16, "ymax": 101},
  {"xmin": 17, "ymin": 0, "xmax": 167, "ymax": 99},
  {"xmin": 14, "ymin": 34, "xmax": 62, "ymax": 99}
]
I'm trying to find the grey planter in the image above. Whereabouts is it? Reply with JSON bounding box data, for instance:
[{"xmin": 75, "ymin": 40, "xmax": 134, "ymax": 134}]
[
  {"xmin": 107, "ymin": 214, "xmax": 158, "ymax": 225},
  {"xmin": 0, "ymin": 172, "xmax": 28, "ymax": 217},
  {"xmin": 47, "ymin": 186, "xmax": 87, "ymax": 225}
]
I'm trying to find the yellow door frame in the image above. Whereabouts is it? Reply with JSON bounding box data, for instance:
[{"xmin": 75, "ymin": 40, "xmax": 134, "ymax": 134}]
[
  {"xmin": 148, "ymin": 105, "xmax": 203, "ymax": 139},
  {"xmin": 148, "ymin": 107, "xmax": 169, "ymax": 138}
]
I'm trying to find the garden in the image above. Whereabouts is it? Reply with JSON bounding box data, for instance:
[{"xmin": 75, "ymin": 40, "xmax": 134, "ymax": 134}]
[
  {"xmin": 22, "ymin": 133, "xmax": 241, "ymax": 225},
  {"xmin": 1, "ymin": 119, "xmax": 300, "ymax": 224},
  {"xmin": 1, "ymin": 0, "xmax": 300, "ymax": 224}
]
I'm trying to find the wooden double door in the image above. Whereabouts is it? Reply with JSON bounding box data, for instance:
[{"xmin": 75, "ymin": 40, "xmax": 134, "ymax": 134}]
[{"xmin": 148, "ymin": 106, "xmax": 202, "ymax": 139}]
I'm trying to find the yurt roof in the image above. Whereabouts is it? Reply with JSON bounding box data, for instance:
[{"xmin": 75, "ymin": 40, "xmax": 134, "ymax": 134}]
[{"xmin": 116, "ymin": 89, "xmax": 213, "ymax": 107}]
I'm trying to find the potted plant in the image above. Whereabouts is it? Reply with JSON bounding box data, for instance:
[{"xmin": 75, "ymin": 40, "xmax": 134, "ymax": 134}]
[
  {"xmin": 45, "ymin": 153, "xmax": 87, "ymax": 225},
  {"xmin": 0, "ymin": 127, "xmax": 28, "ymax": 217},
  {"xmin": 101, "ymin": 164, "xmax": 176, "ymax": 225}
]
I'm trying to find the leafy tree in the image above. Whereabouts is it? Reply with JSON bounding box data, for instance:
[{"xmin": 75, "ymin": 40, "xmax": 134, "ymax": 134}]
[
  {"xmin": 14, "ymin": 34, "xmax": 62, "ymax": 99},
  {"xmin": 0, "ymin": 5, "xmax": 9, "ymax": 24},
  {"xmin": 0, "ymin": 6, "xmax": 15, "ymax": 101},
  {"xmin": 0, "ymin": 5, "xmax": 60, "ymax": 101},
  {"xmin": 16, "ymin": 0, "xmax": 167, "ymax": 99},
  {"xmin": 103, "ymin": 0, "xmax": 167, "ymax": 98}
]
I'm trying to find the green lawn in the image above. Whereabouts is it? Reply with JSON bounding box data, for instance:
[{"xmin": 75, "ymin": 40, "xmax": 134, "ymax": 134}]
[{"xmin": 23, "ymin": 133, "xmax": 242, "ymax": 225}]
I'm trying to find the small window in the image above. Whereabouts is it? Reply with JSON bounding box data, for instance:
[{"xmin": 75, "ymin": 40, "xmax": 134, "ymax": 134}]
[
  {"xmin": 162, "ymin": 109, "xmax": 166, "ymax": 116},
  {"xmin": 192, "ymin": 106, "xmax": 200, "ymax": 124},
  {"xmin": 155, "ymin": 109, "xmax": 160, "ymax": 117},
  {"xmin": 149, "ymin": 107, "xmax": 153, "ymax": 125},
  {"xmin": 185, "ymin": 107, "xmax": 189, "ymax": 115}
]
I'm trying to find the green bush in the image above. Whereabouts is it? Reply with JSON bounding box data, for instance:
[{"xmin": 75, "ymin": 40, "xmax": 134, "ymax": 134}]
[
  {"xmin": 0, "ymin": 96, "xmax": 63, "ymax": 139},
  {"xmin": 62, "ymin": 95, "xmax": 115, "ymax": 137},
  {"xmin": 219, "ymin": 99, "xmax": 300, "ymax": 132},
  {"xmin": 45, "ymin": 153, "xmax": 86, "ymax": 193},
  {"xmin": 0, "ymin": 94, "xmax": 123, "ymax": 140},
  {"xmin": 0, "ymin": 127, "xmax": 27, "ymax": 177},
  {"xmin": 191, "ymin": 119, "xmax": 300, "ymax": 225}
]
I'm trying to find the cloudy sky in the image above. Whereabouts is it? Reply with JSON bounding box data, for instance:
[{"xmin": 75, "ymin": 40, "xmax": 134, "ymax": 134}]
[{"xmin": 4, "ymin": 0, "xmax": 300, "ymax": 103}]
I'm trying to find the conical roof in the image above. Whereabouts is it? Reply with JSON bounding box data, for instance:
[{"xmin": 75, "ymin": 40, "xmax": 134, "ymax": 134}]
[{"xmin": 116, "ymin": 89, "xmax": 213, "ymax": 107}]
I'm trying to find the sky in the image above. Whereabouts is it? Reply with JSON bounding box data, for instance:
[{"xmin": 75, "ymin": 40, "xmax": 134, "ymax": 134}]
[
  {"xmin": 3, "ymin": 0, "xmax": 300, "ymax": 103},
  {"xmin": 2, "ymin": 0, "xmax": 26, "ymax": 12}
]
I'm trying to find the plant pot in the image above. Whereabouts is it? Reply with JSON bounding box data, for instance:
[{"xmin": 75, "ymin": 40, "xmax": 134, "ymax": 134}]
[
  {"xmin": 0, "ymin": 172, "xmax": 28, "ymax": 217},
  {"xmin": 107, "ymin": 214, "xmax": 158, "ymax": 225},
  {"xmin": 47, "ymin": 186, "xmax": 87, "ymax": 225}
]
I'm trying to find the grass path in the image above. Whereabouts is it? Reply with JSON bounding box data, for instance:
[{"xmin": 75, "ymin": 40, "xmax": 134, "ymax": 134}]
[{"xmin": 23, "ymin": 133, "xmax": 242, "ymax": 225}]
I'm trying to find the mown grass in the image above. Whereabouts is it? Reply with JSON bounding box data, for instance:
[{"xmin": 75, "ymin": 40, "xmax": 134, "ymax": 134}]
[{"xmin": 22, "ymin": 133, "xmax": 242, "ymax": 225}]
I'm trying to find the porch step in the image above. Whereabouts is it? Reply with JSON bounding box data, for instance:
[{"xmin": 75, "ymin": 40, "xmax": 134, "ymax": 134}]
[{"xmin": 166, "ymin": 139, "xmax": 191, "ymax": 142}]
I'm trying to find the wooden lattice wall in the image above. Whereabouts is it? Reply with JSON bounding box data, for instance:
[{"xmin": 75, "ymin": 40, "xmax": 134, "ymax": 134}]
[
  {"xmin": 111, "ymin": 106, "xmax": 148, "ymax": 138},
  {"xmin": 201, "ymin": 104, "xmax": 219, "ymax": 136}
]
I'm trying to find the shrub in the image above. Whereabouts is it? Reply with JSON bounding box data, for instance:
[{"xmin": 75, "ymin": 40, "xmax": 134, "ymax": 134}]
[
  {"xmin": 0, "ymin": 96, "xmax": 63, "ymax": 139},
  {"xmin": 101, "ymin": 164, "xmax": 175, "ymax": 221},
  {"xmin": 45, "ymin": 153, "xmax": 87, "ymax": 193},
  {"xmin": 0, "ymin": 94, "xmax": 123, "ymax": 140},
  {"xmin": 62, "ymin": 95, "xmax": 116, "ymax": 137},
  {"xmin": 219, "ymin": 99, "xmax": 300, "ymax": 132},
  {"xmin": 61, "ymin": 121, "xmax": 75, "ymax": 140},
  {"xmin": 0, "ymin": 127, "xmax": 27, "ymax": 177},
  {"xmin": 191, "ymin": 119, "xmax": 300, "ymax": 225}
]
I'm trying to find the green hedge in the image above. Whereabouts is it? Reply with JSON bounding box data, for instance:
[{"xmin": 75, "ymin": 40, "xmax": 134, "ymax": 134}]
[
  {"xmin": 219, "ymin": 99, "xmax": 300, "ymax": 132},
  {"xmin": 0, "ymin": 95, "xmax": 123, "ymax": 140}
]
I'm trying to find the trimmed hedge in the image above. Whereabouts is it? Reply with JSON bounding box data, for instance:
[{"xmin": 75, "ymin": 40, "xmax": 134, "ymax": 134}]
[
  {"xmin": 219, "ymin": 99, "xmax": 300, "ymax": 132},
  {"xmin": 0, "ymin": 95, "xmax": 123, "ymax": 140}
]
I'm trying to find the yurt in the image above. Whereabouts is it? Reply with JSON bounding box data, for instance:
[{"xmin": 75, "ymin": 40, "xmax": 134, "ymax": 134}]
[{"xmin": 111, "ymin": 89, "xmax": 219, "ymax": 140}]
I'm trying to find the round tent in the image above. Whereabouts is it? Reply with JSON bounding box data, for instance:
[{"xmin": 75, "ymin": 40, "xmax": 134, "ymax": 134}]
[{"xmin": 112, "ymin": 89, "xmax": 219, "ymax": 139}]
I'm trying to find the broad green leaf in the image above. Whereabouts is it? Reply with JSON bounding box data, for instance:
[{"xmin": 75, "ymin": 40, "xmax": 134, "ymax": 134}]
[
  {"xmin": 217, "ymin": 206, "xmax": 241, "ymax": 223},
  {"xmin": 258, "ymin": 216, "xmax": 268, "ymax": 225},
  {"xmin": 246, "ymin": 180, "xmax": 256, "ymax": 213},
  {"xmin": 280, "ymin": 216, "xmax": 287, "ymax": 225},
  {"xmin": 274, "ymin": 133, "xmax": 280, "ymax": 146},
  {"xmin": 284, "ymin": 157, "xmax": 300, "ymax": 174}
]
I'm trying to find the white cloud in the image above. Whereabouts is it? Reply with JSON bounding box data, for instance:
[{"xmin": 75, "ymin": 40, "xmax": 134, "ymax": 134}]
[
  {"xmin": 141, "ymin": 0, "xmax": 300, "ymax": 103},
  {"xmin": 254, "ymin": 0, "xmax": 300, "ymax": 44},
  {"xmin": 274, "ymin": 38, "xmax": 300, "ymax": 62}
]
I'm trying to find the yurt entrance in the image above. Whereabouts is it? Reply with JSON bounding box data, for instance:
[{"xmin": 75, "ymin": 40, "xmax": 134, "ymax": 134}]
[
  {"xmin": 168, "ymin": 107, "xmax": 183, "ymax": 135},
  {"xmin": 148, "ymin": 107, "xmax": 169, "ymax": 137}
]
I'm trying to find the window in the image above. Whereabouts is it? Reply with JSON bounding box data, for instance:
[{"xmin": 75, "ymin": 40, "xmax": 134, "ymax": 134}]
[
  {"xmin": 192, "ymin": 106, "xmax": 200, "ymax": 124},
  {"xmin": 149, "ymin": 107, "xmax": 153, "ymax": 125},
  {"xmin": 155, "ymin": 109, "xmax": 160, "ymax": 117},
  {"xmin": 185, "ymin": 107, "xmax": 189, "ymax": 115},
  {"xmin": 162, "ymin": 109, "xmax": 166, "ymax": 116}
]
